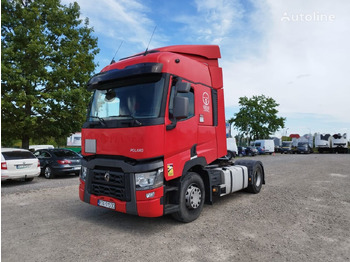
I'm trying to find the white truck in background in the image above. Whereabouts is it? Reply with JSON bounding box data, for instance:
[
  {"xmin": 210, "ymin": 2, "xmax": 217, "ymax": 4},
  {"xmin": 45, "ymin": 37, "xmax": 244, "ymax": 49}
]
[
  {"xmin": 226, "ymin": 137, "xmax": 238, "ymax": 159},
  {"xmin": 315, "ymin": 133, "xmax": 348, "ymax": 153},
  {"xmin": 331, "ymin": 133, "xmax": 348, "ymax": 153},
  {"xmin": 315, "ymin": 133, "xmax": 331, "ymax": 153}
]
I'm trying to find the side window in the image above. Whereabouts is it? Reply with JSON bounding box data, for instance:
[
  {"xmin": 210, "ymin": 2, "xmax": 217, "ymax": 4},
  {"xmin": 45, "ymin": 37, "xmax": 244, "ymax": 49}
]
[
  {"xmin": 43, "ymin": 152, "xmax": 51, "ymax": 158},
  {"xmin": 178, "ymin": 89, "xmax": 194, "ymax": 118},
  {"xmin": 168, "ymin": 86, "xmax": 176, "ymax": 119}
]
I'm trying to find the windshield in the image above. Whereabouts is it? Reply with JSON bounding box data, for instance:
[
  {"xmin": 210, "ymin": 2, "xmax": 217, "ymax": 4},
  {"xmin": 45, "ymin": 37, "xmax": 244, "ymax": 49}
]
[
  {"xmin": 89, "ymin": 76, "xmax": 165, "ymax": 121},
  {"xmin": 282, "ymin": 142, "xmax": 291, "ymax": 147}
]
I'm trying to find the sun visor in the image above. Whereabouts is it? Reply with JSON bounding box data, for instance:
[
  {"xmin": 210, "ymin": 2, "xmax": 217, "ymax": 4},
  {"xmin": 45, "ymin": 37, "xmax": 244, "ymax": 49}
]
[{"xmin": 87, "ymin": 63, "xmax": 163, "ymax": 90}]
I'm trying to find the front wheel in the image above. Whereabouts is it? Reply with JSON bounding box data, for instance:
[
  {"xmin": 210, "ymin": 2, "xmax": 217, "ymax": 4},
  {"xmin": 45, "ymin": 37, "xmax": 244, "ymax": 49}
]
[{"xmin": 172, "ymin": 172, "xmax": 205, "ymax": 223}]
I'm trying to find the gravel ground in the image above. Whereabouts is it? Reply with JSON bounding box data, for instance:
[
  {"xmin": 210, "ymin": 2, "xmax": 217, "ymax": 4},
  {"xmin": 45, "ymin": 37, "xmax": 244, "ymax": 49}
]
[{"xmin": 1, "ymin": 154, "xmax": 350, "ymax": 262}]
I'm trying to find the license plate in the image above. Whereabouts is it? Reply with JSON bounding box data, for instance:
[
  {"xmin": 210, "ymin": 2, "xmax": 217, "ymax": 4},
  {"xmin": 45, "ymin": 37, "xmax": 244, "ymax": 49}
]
[
  {"xmin": 16, "ymin": 164, "xmax": 29, "ymax": 169},
  {"xmin": 98, "ymin": 200, "xmax": 115, "ymax": 210}
]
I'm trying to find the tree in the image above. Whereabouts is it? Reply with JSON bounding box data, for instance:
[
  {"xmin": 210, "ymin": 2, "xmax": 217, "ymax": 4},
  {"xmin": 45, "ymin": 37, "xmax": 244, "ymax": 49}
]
[
  {"xmin": 229, "ymin": 95, "xmax": 285, "ymax": 141},
  {"xmin": 1, "ymin": 0, "xmax": 99, "ymax": 148}
]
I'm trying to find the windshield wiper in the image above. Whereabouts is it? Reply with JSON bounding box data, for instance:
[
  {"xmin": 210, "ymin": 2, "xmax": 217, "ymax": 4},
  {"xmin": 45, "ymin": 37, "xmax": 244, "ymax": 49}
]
[
  {"xmin": 116, "ymin": 115, "xmax": 142, "ymax": 126},
  {"xmin": 89, "ymin": 116, "xmax": 106, "ymax": 127}
]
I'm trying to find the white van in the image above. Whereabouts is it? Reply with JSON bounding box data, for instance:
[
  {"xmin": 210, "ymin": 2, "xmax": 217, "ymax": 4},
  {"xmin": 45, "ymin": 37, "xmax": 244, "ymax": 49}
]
[
  {"xmin": 29, "ymin": 145, "xmax": 54, "ymax": 152},
  {"xmin": 226, "ymin": 137, "xmax": 238, "ymax": 159},
  {"xmin": 253, "ymin": 140, "xmax": 275, "ymax": 154}
]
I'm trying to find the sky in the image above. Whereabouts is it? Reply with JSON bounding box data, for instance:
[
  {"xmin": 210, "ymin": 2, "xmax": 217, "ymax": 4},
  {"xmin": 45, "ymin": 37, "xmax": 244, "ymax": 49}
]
[{"xmin": 61, "ymin": 0, "xmax": 350, "ymax": 138}]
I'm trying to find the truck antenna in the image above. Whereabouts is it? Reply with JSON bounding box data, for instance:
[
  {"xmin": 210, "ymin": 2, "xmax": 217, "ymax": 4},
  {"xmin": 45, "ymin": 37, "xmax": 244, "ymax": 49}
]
[
  {"xmin": 110, "ymin": 41, "xmax": 124, "ymax": 64},
  {"xmin": 144, "ymin": 26, "xmax": 157, "ymax": 56}
]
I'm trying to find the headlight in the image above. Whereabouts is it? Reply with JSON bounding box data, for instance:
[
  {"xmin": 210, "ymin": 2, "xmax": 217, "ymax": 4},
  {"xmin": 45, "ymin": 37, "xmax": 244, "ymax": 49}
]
[
  {"xmin": 80, "ymin": 166, "xmax": 88, "ymax": 181},
  {"xmin": 135, "ymin": 168, "xmax": 163, "ymax": 190}
]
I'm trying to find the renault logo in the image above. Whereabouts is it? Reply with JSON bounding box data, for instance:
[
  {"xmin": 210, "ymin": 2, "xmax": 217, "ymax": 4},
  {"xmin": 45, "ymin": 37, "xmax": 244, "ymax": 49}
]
[{"xmin": 104, "ymin": 172, "xmax": 110, "ymax": 182}]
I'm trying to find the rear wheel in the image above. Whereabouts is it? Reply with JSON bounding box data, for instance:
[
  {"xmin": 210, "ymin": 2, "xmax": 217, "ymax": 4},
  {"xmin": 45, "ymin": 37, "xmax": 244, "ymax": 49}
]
[
  {"xmin": 235, "ymin": 160, "xmax": 264, "ymax": 194},
  {"xmin": 172, "ymin": 172, "xmax": 205, "ymax": 223},
  {"xmin": 247, "ymin": 163, "xmax": 263, "ymax": 193},
  {"xmin": 44, "ymin": 166, "xmax": 55, "ymax": 179}
]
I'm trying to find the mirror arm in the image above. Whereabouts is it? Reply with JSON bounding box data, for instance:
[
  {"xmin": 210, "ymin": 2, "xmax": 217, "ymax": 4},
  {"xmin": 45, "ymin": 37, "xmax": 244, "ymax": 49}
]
[{"xmin": 166, "ymin": 119, "xmax": 177, "ymax": 130}]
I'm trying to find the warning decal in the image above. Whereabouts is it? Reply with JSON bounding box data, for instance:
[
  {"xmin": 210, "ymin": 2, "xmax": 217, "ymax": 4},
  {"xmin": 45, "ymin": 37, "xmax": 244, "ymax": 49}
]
[{"xmin": 167, "ymin": 164, "xmax": 174, "ymax": 177}]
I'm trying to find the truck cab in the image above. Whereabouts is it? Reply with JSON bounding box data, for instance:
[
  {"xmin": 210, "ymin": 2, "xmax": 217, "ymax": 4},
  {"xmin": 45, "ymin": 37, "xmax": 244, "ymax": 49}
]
[{"xmin": 79, "ymin": 45, "xmax": 264, "ymax": 222}]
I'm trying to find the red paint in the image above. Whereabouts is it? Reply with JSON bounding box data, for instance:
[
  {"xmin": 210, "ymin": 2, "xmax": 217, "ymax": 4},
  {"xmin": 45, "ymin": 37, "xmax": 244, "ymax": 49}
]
[
  {"xmin": 136, "ymin": 187, "xmax": 164, "ymax": 217},
  {"xmin": 79, "ymin": 180, "xmax": 85, "ymax": 201}
]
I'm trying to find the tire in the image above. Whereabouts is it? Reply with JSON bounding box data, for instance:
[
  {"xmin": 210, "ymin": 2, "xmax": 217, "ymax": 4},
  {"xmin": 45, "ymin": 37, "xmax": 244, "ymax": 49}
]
[
  {"xmin": 235, "ymin": 160, "xmax": 264, "ymax": 194},
  {"xmin": 44, "ymin": 166, "xmax": 55, "ymax": 179},
  {"xmin": 172, "ymin": 172, "xmax": 205, "ymax": 223}
]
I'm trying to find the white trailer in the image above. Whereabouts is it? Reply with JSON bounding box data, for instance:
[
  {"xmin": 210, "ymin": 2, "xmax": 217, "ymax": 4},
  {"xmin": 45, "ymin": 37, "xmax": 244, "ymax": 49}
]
[
  {"xmin": 315, "ymin": 133, "xmax": 331, "ymax": 153},
  {"xmin": 332, "ymin": 133, "xmax": 348, "ymax": 153},
  {"xmin": 315, "ymin": 133, "xmax": 348, "ymax": 153}
]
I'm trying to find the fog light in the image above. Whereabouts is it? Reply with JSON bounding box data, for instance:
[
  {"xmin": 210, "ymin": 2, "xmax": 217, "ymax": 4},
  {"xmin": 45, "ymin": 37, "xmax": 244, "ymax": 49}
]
[{"xmin": 146, "ymin": 192, "xmax": 155, "ymax": 198}]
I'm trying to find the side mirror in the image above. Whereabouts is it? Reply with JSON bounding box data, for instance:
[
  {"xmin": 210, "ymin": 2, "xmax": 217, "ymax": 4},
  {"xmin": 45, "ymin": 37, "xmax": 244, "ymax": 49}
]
[{"xmin": 173, "ymin": 96, "xmax": 189, "ymax": 119}]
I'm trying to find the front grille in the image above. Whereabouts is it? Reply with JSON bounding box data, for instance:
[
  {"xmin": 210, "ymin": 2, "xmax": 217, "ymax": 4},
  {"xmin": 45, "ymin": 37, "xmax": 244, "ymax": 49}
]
[
  {"xmin": 91, "ymin": 184, "xmax": 126, "ymax": 200},
  {"xmin": 92, "ymin": 170, "xmax": 124, "ymax": 186},
  {"xmin": 90, "ymin": 168, "xmax": 130, "ymax": 201}
]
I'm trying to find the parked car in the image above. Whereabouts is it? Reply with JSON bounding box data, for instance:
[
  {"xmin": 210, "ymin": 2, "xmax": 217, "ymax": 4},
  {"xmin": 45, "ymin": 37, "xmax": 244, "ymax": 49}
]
[
  {"xmin": 237, "ymin": 146, "xmax": 246, "ymax": 157},
  {"xmin": 245, "ymin": 146, "xmax": 258, "ymax": 156},
  {"xmin": 297, "ymin": 142, "xmax": 313, "ymax": 154},
  {"xmin": 280, "ymin": 141, "xmax": 293, "ymax": 154},
  {"xmin": 34, "ymin": 149, "xmax": 82, "ymax": 179},
  {"xmin": 1, "ymin": 148, "xmax": 40, "ymax": 182},
  {"xmin": 256, "ymin": 146, "xmax": 265, "ymax": 155}
]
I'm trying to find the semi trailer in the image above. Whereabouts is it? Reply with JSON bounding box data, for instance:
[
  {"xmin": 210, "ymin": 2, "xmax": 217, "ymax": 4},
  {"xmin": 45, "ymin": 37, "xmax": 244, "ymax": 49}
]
[
  {"xmin": 79, "ymin": 45, "xmax": 265, "ymax": 222},
  {"xmin": 315, "ymin": 133, "xmax": 348, "ymax": 153}
]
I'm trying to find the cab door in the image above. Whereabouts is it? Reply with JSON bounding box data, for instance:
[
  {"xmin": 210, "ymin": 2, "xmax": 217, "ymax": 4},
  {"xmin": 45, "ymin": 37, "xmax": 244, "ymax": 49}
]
[{"xmin": 164, "ymin": 78, "xmax": 197, "ymax": 180}]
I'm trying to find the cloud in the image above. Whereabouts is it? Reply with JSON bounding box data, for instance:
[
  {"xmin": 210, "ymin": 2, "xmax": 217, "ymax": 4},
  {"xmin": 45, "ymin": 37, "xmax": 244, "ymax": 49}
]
[
  {"xmin": 173, "ymin": 0, "xmax": 246, "ymax": 45},
  {"xmin": 222, "ymin": 0, "xmax": 350, "ymax": 124},
  {"xmin": 61, "ymin": 0, "xmax": 160, "ymax": 50}
]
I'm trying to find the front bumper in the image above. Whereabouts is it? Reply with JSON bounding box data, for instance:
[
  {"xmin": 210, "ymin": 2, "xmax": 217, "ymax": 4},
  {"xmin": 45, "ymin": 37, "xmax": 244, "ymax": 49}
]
[{"xmin": 79, "ymin": 157, "xmax": 164, "ymax": 217}]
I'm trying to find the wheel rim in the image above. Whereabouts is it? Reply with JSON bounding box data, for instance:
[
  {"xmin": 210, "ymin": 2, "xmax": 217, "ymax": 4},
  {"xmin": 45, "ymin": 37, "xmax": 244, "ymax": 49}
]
[
  {"xmin": 185, "ymin": 184, "xmax": 202, "ymax": 209},
  {"xmin": 45, "ymin": 167, "xmax": 51, "ymax": 178},
  {"xmin": 255, "ymin": 170, "xmax": 262, "ymax": 187}
]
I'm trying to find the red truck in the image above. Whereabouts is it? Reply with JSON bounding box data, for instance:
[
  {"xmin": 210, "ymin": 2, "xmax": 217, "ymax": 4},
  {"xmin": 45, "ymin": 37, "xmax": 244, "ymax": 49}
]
[{"xmin": 79, "ymin": 45, "xmax": 265, "ymax": 222}]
